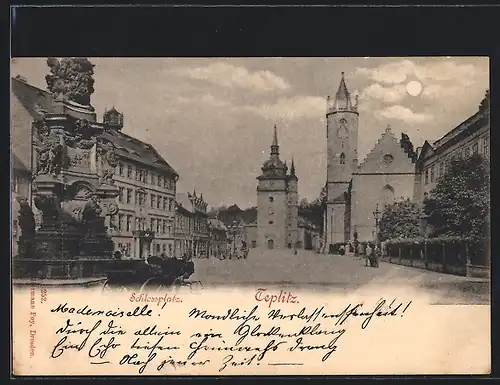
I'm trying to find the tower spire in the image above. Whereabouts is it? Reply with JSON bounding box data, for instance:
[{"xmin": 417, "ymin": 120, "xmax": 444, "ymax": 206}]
[
  {"xmin": 271, "ymin": 124, "xmax": 279, "ymax": 155},
  {"xmin": 334, "ymin": 71, "xmax": 352, "ymax": 110},
  {"xmin": 290, "ymin": 158, "xmax": 296, "ymax": 175}
]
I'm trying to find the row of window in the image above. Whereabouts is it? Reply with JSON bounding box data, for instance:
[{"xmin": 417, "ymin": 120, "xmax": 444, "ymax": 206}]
[
  {"xmin": 117, "ymin": 187, "xmax": 175, "ymax": 211},
  {"xmin": 110, "ymin": 214, "xmax": 174, "ymax": 235},
  {"xmin": 115, "ymin": 242, "xmax": 173, "ymax": 257},
  {"xmin": 117, "ymin": 163, "xmax": 175, "ymax": 190},
  {"xmin": 424, "ymin": 136, "xmax": 489, "ymax": 185},
  {"xmin": 116, "ymin": 242, "xmax": 132, "ymax": 257},
  {"xmin": 153, "ymin": 242, "xmax": 173, "ymax": 256},
  {"xmin": 175, "ymin": 214, "xmax": 208, "ymax": 234}
]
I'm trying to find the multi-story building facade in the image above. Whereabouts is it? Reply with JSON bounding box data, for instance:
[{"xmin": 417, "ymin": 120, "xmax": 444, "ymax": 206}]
[
  {"xmin": 243, "ymin": 222, "xmax": 258, "ymax": 249},
  {"xmin": 174, "ymin": 192, "xmax": 194, "ymax": 258},
  {"xmin": 103, "ymin": 107, "xmax": 179, "ymax": 259},
  {"xmin": 414, "ymin": 103, "xmax": 490, "ymax": 203},
  {"xmin": 208, "ymin": 217, "xmax": 228, "ymax": 258},
  {"xmin": 174, "ymin": 191, "xmax": 210, "ymax": 258},
  {"xmin": 256, "ymin": 125, "xmax": 299, "ymax": 250},
  {"xmin": 191, "ymin": 191, "xmax": 210, "ymax": 257}
]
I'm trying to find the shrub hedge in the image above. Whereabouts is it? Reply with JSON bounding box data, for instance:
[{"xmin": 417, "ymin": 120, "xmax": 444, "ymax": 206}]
[{"xmin": 384, "ymin": 236, "xmax": 489, "ymax": 267}]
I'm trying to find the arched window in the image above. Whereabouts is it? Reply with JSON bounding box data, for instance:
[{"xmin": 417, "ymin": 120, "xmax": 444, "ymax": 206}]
[
  {"xmin": 381, "ymin": 184, "xmax": 395, "ymax": 207},
  {"xmin": 337, "ymin": 119, "xmax": 349, "ymax": 139},
  {"xmin": 340, "ymin": 153, "xmax": 346, "ymax": 165}
]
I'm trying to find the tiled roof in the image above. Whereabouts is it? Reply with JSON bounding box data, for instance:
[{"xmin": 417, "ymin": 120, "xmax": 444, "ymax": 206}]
[
  {"xmin": 11, "ymin": 77, "xmax": 54, "ymax": 120},
  {"xmin": 101, "ymin": 129, "xmax": 178, "ymax": 176},
  {"xmin": 11, "ymin": 76, "xmax": 178, "ymax": 177},
  {"xmin": 208, "ymin": 218, "xmax": 227, "ymax": 230}
]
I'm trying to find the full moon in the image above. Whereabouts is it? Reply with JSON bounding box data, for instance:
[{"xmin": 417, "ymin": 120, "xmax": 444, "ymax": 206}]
[{"xmin": 406, "ymin": 80, "xmax": 423, "ymax": 96}]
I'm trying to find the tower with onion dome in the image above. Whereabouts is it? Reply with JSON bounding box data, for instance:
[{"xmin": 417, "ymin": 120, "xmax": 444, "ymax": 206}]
[{"xmin": 256, "ymin": 124, "xmax": 299, "ymax": 250}]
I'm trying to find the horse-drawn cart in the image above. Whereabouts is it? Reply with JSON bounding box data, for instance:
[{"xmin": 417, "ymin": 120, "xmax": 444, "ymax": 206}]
[{"xmin": 101, "ymin": 257, "xmax": 202, "ymax": 293}]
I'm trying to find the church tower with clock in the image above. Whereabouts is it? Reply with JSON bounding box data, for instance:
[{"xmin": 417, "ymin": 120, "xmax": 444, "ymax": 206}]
[
  {"xmin": 257, "ymin": 125, "xmax": 299, "ymax": 250},
  {"xmin": 325, "ymin": 72, "xmax": 359, "ymax": 247},
  {"xmin": 322, "ymin": 72, "xmax": 418, "ymax": 248}
]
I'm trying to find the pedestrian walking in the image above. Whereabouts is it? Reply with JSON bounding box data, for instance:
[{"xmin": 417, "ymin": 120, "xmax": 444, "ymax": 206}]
[{"xmin": 373, "ymin": 244, "xmax": 380, "ymax": 268}]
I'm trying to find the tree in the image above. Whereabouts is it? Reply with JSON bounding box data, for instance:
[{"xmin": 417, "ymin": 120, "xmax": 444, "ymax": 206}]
[
  {"xmin": 378, "ymin": 198, "xmax": 422, "ymax": 241},
  {"xmin": 298, "ymin": 197, "xmax": 324, "ymax": 233},
  {"xmin": 400, "ymin": 133, "xmax": 416, "ymax": 161},
  {"xmin": 45, "ymin": 57, "xmax": 96, "ymax": 105},
  {"xmin": 423, "ymin": 154, "xmax": 490, "ymax": 240}
]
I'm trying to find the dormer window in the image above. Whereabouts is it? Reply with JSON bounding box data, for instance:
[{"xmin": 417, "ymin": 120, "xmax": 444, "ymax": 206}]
[{"xmin": 340, "ymin": 153, "xmax": 346, "ymax": 165}]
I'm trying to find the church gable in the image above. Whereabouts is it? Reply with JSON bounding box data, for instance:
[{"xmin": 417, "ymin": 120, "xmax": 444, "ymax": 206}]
[
  {"xmin": 357, "ymin": 126, "xmax": 416, "ymax": 174},
  {"xmin": 416, "ymin": 140, "xmax": 435, "ymax": 163}
]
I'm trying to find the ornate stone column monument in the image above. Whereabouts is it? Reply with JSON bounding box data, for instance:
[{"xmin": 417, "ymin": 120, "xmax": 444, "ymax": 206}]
[{"xmin": 13, "ymin": 58, "xmax": 120, "ymax": 281}]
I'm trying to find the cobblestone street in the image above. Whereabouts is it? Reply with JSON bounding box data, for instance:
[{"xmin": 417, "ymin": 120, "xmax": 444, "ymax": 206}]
[{"xmin": 190, "ymin": 249, "xmax": 490, "ymax": 305}]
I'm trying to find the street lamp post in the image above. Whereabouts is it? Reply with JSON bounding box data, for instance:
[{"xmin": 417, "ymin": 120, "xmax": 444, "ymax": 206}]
[
  {"xmin": 227, "ymin": 221, "xmax": 238, "ymax": 259},
  {"xmin": 373, "ymin": 203, "xmax": 381, "ymax": 244}
]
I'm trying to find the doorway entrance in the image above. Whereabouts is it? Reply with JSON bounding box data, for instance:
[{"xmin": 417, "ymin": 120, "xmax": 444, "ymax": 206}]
[{"xmin": 267, "ymin": 239, "xmax": 274, "ymax": 249}]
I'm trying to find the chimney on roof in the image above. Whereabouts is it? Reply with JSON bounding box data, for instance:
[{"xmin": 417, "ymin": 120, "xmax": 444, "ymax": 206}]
[{"xmin": 15, "ymin": 74, "xmax": 27, "ymax": 83}]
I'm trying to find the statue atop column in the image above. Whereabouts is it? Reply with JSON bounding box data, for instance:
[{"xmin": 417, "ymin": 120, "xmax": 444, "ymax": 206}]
[{"xmin": 14, "ymin": 57, "xmax": 119, "ymax": 279}]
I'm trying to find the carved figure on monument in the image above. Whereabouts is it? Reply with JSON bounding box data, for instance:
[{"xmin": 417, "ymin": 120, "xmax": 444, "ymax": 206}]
[
  {"xmin": 72, "ymin": 207, "xmax": 84, "ymax": 223},
  {"xmin": 100, "ymin": 169, "xmax": 115, "ymax": 185},
  {"xmin": 82, "ymin": 194, "xmax": 102, "ymax": 221},
  {"xmin": 62, "ymin": 118, "xmax": 97, "ymax": 150},
  {"xmin": 75, "ymin": 186, "xmax": 92, "ymax": 200},
  {"xmin": 35, "ymin": 121, "xmax": 50, "ymax": 138},
  {"xmin": 106, "ymin": 202, "xmax": 119, "ymax": 216},
  {"xmin": 67, "ymin": 151, "xmax": 91, "ymax": 169},
  {"xmin": 97, "ymin": 143, "xmax": 119, "ymax": 185},
  {"xmin": 34, "ymin": 131, "xmax": 65, "ymax": 176},
  {"xmin": 33, "ymin": 196, "xmax": 61, "ymax": 226},
  {"xmin": 81, "ymin": 194, "xmax": 106, "ymax": 236},
  {"xmin": 74, "ymin": 118, "xmax": 94, "ymax": 141},
  {"xmin": 45, "ymin": 57, "xmax": 95, "ymax": 106},
  {"xmin": 106, "ymin": 148, "xmax": 119, "ymax": 168},
  {"xmin": 36, "ymin": 144, "xmax": 64, "ymax": 176}
]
